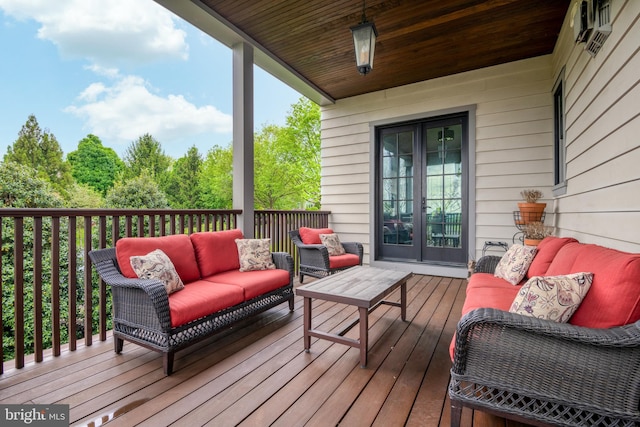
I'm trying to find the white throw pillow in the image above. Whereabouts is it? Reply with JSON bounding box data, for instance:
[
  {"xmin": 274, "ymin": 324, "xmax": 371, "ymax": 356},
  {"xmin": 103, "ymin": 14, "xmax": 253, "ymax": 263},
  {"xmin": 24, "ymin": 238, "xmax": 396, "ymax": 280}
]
[
  {"xmin": 130, "ymin": 249, "xmax": 184, "ymax": 294},
  {"xmin": 510, "ymin": 272, "xmax": 593, "ymax": 322},
  {"xmin": 319, "ymin": 233, "xmax": 346, "ymax": 256},
  {"xmin": 494, "ymin": 244, "xmax": 537, "ymax": 285},
  {"xmin": 235, "ymin": 239, "xmax": 276, "ymax": 272}
]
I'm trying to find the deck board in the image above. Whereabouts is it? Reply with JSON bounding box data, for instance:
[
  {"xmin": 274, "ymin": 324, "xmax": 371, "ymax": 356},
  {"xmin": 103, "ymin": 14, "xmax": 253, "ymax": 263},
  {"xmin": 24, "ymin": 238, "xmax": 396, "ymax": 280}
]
[{"xmin": 0, "ymin": 274, "xmax": 533, "ymax": 427}]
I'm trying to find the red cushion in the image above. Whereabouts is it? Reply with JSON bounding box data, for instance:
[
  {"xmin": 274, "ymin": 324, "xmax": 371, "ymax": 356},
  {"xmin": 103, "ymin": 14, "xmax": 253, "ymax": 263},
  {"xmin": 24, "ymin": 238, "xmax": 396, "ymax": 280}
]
[
  {"xmin": 299, "ymin": 227, "xmax": 333, "ymax": 244},
  {"xmin": 168, "ymin": 280, "xmax": 244, "ymax": 327},
  {"xmin": 465, "ymin": 272, "xmax": 520, "ymax": 293},
  {"xmin": 461, "ymin": 280, "xmax": 520, "ymax": 315},
  {"xmin": 527, "ymin": 236, "xmax": 578, "ymax": 278},
  {"xmin": 329, "ymin": 254, "xmax": 360, "ymax": 269},
  {"xmin": 449, "ymin": 278, "xmax": 520, "ymax": 360},
  {"xmin": 204, "ymin": 269, "xmax": 290, "ymax": 300},
  {"xmin": 190, "ymin": 229, "xmax": 244, "ymax": 277},
  {"xmin": 545, "ymin": 242, "xmax": 583, "ymax": 276},
  {"xmin": 547, "ymin": 243, "xmax": 640, "ymax": 328},
  {"xmin": 115, "ymin": 234, "xmax": 200, "ymax": 283}
]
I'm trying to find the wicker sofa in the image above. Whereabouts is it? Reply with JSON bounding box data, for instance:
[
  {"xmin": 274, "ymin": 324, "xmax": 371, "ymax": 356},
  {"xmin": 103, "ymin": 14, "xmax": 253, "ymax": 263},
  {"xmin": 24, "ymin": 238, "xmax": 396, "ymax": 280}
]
[
  {"xmin": 89, "ymin": 229, "xmax": 294, "ymax": 375},
  {"xmin": 449, "ymin": 236, "xmax": 640, "ymax": 426}
]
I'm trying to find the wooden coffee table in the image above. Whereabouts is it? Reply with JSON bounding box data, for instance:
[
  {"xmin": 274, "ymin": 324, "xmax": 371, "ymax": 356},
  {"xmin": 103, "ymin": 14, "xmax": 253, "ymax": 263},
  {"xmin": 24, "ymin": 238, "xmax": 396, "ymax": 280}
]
[{"xmin": 296, "ymin": 266, "xmax": 413, "ymax": 367}]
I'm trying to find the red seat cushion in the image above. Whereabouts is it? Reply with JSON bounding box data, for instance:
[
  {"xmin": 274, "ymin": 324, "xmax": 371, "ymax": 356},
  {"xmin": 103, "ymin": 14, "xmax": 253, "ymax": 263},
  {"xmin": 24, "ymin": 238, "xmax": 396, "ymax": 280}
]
[
  {"xmin": 329, "ymin": 254, "xmax": 360, "ymax": 269},
  {"xmin": 450, "ymin": 274, "xmax": 520, "ymax": 360},
  {"xmin": 116, "ymin": 234, "xmax": 200, "ymax": 283},
  {"xmin": 168, "ymin": 280, "xmax": 244, "ymax": 327},
  {"xmin": 547, "ymin": 243, "xmax": 640, "ymax": 328},
  {"xmin": 190, "ymin": 229, "xmax": 244, "ymax": 277},
  {"xmin": 299, "ymin": 227, "xmax": 334, "ymax": 244},
  {"xmin": 465, "ymin": 273, "xmax": 522, "ymax": 293},
  {"xmin": 204, "ymin": 269, "xmax": 290, "ymax": 300},
  {"xmin": 527, "ymin": 236, "xmax": 578, "ymax": 278}
]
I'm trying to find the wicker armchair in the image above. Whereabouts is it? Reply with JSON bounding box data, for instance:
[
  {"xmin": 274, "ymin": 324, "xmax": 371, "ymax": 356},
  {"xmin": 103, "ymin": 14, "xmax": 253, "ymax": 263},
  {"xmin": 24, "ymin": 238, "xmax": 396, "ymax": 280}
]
[
  {"xmin": 289, "ymin": 229, "xmax": 363, "ymax": 283},
  {"xmin": 449, "ymin": 256, "xmax": 640, "ymax": 427}
]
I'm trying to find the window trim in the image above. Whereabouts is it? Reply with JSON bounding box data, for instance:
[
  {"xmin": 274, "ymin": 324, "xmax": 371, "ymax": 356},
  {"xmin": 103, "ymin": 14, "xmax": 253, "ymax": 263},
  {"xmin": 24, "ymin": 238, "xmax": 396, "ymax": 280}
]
[{"xmin": 552, "ymin": 69, "xmax": 567, "ymax": 196}]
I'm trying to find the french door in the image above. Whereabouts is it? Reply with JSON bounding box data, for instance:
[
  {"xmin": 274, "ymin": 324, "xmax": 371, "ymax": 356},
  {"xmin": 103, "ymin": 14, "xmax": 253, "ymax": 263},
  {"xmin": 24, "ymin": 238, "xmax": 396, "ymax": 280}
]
[{"xmin": 377, "ymin": 114, "xmax": 468, "ymax": 265}]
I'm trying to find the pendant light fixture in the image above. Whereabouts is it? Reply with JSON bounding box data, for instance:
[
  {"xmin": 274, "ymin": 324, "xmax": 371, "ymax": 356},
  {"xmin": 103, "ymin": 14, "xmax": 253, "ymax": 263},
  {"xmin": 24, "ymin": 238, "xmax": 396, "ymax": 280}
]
[{"xmin": 350, "ymin": 0, "xmax": 378, "ymax": 75}]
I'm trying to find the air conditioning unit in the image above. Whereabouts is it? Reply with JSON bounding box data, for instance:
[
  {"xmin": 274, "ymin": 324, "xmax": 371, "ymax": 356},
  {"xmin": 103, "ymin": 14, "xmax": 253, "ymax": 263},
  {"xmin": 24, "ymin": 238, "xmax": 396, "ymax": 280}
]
[
  {"xmin": 585, "ymin": 0, "xmax": 612, "ymax": 56},
  {"xmin": 573, "ymin": 0, "xmax": 593, "ymax": 43}
]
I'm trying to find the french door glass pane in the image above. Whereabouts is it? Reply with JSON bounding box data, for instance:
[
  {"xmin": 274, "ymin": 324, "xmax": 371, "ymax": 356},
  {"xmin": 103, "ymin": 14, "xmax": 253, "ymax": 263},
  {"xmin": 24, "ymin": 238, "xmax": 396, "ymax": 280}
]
[
  {"xmin": 426, "ymin": 124, "xmax": 462, "ymax": 248},
  {"xmin": 382, "ymin": 130, "xmax": 414, "ymax": 246}
]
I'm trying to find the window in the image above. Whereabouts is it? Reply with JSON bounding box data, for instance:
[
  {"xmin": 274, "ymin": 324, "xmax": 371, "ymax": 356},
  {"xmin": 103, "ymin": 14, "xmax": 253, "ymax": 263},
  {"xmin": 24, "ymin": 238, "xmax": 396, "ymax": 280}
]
[{"xmin": 553, "ymin": 71, "xmax": 567, "ymax": 195}]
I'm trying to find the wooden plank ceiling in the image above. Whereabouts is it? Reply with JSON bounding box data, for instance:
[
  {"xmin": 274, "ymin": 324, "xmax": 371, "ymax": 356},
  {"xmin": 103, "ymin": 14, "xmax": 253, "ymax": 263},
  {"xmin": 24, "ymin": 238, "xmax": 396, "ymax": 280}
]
[{"xmin": 198, "ymin": 0, "xmax": 570, "ymax": 100}]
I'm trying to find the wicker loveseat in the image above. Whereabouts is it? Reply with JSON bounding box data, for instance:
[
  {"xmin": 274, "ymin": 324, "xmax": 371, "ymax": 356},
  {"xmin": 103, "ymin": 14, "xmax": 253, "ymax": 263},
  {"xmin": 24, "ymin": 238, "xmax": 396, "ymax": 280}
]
[
  {"xmin": 89, "ymin": 229, "xmax": 294, "ymax": 375},
  {"xmin": 289, "ymin": 228, "xmax": 363, "ymax": 283},
  {"xmin": 449, "ymin": 236, "xmax": 640, "ymax": 426}
]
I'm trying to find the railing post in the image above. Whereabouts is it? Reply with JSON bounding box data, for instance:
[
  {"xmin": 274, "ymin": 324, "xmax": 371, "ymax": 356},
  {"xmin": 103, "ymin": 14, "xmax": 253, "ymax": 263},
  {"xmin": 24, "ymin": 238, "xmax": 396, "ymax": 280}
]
[
  {"xmin": 68, "ymin": 216, "xmax": 77, "ymax": 351},
  {"xmin": 84, "ymin": 216, "xmax": 93, "ymax": 346},
  {"xmin": 33, "ymin": 216, "xmax": 43, "ymax": 362},
  {"xmin": 99, "ymin": 216, "xmax": 107, "ymax": 341},
  {"xmin": 14, "ymin": 217, "xmax": 24, "ymax": 369},
  {"xmin": 51, "ymin": 216, "xmax": 61, "ymax": 357}
]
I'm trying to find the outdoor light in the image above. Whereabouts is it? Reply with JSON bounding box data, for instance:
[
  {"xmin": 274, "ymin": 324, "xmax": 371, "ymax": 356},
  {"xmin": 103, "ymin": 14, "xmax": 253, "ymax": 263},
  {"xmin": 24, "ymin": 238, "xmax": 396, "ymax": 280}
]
[{"xmin": 350, "ymin": 0, "xmax": 378, "ymax": 75}]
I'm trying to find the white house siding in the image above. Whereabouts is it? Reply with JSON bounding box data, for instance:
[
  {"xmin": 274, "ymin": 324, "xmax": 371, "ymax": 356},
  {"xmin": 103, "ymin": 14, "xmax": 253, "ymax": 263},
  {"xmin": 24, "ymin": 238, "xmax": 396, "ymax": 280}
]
[
  {"xmin": 321, "ymin": 54, "xmax": 556, "ymax": 277},
  {"xmin": 550, "ymin": 0, "xmax": 640, "ymax": 252}
]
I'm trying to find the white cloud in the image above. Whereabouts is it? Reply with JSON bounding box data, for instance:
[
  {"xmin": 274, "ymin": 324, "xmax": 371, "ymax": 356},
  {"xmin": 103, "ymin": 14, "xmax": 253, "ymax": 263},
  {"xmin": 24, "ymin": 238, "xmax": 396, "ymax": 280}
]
[
  {"xmin": 0, "ymin": 0, "xmax": 188, "ymax": 65},
  {"xmin": 1, "ymin": 0, "xmax": 234, "ymax": 154},
  {"xmin": 85, "ymin": 64, "xmax": 121, "ymax": 79},
  {"xmin": 65, "ymin": 75, "xmax": 232, "ymax": 145}
]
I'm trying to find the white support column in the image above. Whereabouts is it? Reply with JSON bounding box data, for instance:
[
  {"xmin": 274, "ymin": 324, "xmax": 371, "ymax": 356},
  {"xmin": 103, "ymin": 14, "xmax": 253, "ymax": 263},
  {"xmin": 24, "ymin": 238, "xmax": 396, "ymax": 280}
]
[{"xmin": 232, "ymin": 42, "xmax": 255, "ymax": 238}]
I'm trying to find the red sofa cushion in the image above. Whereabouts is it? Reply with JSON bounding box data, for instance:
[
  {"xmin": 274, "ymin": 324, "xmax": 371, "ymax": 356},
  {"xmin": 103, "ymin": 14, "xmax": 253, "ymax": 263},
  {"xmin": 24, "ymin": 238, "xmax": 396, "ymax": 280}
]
[
  {"xmin": 204, "ymin": 269, "xmax": 290, "ymax": 300},
  {"xmin": 190, "ymin": 229, "xmax": 244, "ymax": 277},
  {"xmin": 168, "ymin": 280, "xmax": 244, "ymax": 327},
  {"xmin": 461, "ymin": 275, "xmax": 520, "ymax": 315},
  {"xmin": 329, "ymin": 253, "xmax": 360, "ymax": 269},
  {"xmin": 527, "ymin": 236, "xmax": 578, "ymax": 278},
  {"xmin": 115, "ymin": 234, "xmax": 200, "ymax": 284},
  {"xmin": 547, "ymin": 243, "xmax": 640, "ymax": 328},
  {"xmin": 299, "ymin": 227, "xmax": 334, "ymax": 244},
  {"xmin": 450, "ymin": 273, "xmax": 520, "ymax": 359}
]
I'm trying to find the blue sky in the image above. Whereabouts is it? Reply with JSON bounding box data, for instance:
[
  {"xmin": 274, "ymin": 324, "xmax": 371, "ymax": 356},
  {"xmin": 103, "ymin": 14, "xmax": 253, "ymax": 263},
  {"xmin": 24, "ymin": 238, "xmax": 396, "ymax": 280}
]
[{"xmin": 0, "ymin": 0, "xmax": 303, "ymax": 159}]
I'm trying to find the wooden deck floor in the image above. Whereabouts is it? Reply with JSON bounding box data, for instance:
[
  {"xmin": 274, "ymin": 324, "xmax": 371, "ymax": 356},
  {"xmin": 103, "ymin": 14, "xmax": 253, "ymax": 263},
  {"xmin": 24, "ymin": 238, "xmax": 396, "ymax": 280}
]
[{"xmin": 0, "ymin": 274, "xmax": 531, "ymax": 426}]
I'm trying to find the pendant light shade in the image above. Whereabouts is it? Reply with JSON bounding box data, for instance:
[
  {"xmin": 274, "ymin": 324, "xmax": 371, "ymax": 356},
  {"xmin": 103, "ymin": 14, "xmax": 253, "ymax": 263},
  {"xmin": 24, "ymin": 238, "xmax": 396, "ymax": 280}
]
[{"xmin": 350, "ymin": 2, "xmax": 377, "ymax": 75}]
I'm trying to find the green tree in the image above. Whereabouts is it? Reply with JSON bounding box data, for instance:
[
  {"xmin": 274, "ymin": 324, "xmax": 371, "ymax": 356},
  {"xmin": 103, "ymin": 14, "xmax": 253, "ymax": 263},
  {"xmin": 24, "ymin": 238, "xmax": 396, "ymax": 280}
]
[
  {"xmin": 105, "ymin": 172, "xmax": 169, "ymax": 209},
  {"xmin": 67, "ymin": 134, "xmax": 124, "ymax": 195},
  {"xmin": 284, "ymin": 97, "xmax": 321, "ymax": 208},
  {"xmin": 0, "ymin": 161, "xmax": 69, "ymax": 360},
  {"xmin": 0, "ymin": 161, "xmax": 64, "ymax": 208},
  {"xmin": 4, "ymin": 115, "xmax": 74, "ymax": 199},
  {"xmin": 65, "ymin": 182, "xmax": 104, "ymax": 208},
  {"xmin": 122, "ymin": 133, "xmax": 171, "ymax": 184},
  {"xmin": 254, "ymin": 124, "xmax": 306, "ymax": 209},
  {"xmin": 252, "ymin": 97, "xmax": 321, "ymax": 209},
  {"xmin": 199, "ymin": 145, "xmax": 233, "ymax": 209},
  {"xmin": 164, "ymin": 146, "xmax": 203, "ymax": 208}
]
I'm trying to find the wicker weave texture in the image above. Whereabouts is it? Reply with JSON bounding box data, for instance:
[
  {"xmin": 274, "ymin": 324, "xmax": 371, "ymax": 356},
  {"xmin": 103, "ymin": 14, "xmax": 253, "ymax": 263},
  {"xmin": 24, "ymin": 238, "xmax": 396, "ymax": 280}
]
[
  {"xmin": 289, "ymin": 229, "xmax": 363, "ymax": 281},
  {"xmin": 449, "ymin": 307, "xmax": 640, "ymax": 426},
  {"xmin": 89, "ymin": 246, "xmax": 294, "ymax": 374}
]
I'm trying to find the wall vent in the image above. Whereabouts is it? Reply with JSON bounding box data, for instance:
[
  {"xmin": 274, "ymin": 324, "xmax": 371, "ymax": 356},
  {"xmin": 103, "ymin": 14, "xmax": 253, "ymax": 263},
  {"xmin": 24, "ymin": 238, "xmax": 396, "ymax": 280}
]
[{"xmin": 585, "ymin": 0, "xmax": 611, "ymax": 56}]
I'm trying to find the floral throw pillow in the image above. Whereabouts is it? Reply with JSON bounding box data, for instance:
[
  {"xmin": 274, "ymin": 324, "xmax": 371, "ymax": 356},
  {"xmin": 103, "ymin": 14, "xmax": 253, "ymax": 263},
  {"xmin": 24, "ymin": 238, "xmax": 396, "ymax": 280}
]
[
  {"xmin": 319, "ymin": 233, "xmax": 346, "ymax": 256},
  {"xmin": 509, "ymin": 272, "xmax": 593, "ymax": 323},
  {"xmin": 130, "ymin": 249, "xmax": 184, "ymax": 294},
  {"xmin": 494, "ymin": 244, "xmax": 537, "ymax": 285},
  {"xmin": 235, "ymin": 239, "xmax": 276, "ymax": 272}
]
